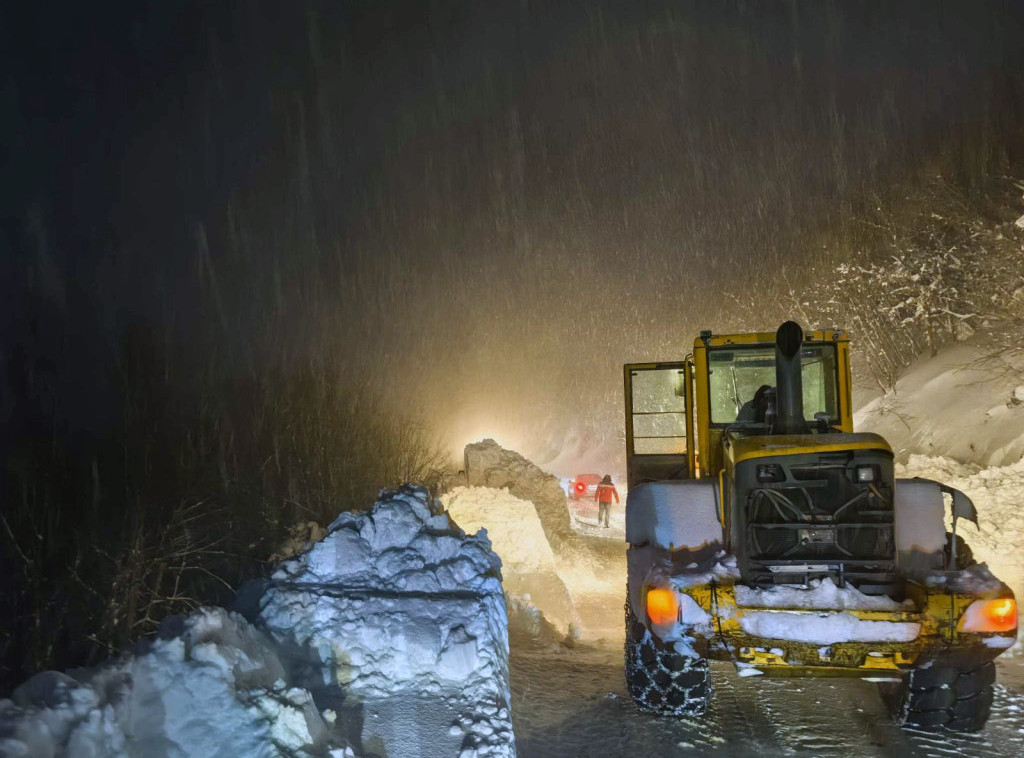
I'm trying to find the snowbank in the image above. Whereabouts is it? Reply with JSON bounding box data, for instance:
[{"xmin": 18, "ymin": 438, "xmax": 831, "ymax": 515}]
[
  {"xmin": 464, "ymin": 439, "xmax": 573, "ymax": 548},
  {"xmin": 855, "ymin": 336, "xmax": 1024, "ymax": 466},
  {"xmin": 1, "ymin": 486, "xmax": 517, "ymax": 757},
  {"xmin": 442, "ymin": 486, "xmax": 576, "ymax": 633},
  {"xmin": 460, "ymin": 440, "xmax": 631, "ymax": 642},
  {"xmin": 0, "ymin": 608, "xmax": 335, "ymax": 758},
  {"xmin": 259, "ymin": 485, "xmax": 515, "ymax": 756},
  {"xmin": 442, "ymin": 486, "xmax": 557, "ymax": 574}
]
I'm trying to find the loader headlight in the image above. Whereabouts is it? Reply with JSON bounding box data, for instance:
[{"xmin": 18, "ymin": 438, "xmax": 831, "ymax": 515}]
[
  {"xmin": 854, "ymin": 465, "xmax": 877, "ymax": 483},
  {"xmin": 646, "ymin": 587, "xmax": 679, "ymax": 626},
  {"xmin": 959, "ymin": 597, "xmax": 1017, "ymax": 633}
]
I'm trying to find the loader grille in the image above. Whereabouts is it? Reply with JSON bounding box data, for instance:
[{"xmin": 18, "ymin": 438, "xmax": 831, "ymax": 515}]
[{"xmin": 739, "ymin": 452, "xmax": 897, "ymax": 595}]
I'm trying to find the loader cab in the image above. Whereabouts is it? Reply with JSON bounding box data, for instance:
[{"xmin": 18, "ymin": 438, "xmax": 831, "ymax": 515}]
[{"xmin": 624, "ymin": 329, "xmax": 853, "ymax": 487}]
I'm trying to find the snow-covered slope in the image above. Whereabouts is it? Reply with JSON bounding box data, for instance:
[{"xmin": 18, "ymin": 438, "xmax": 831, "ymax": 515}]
[{"xmin": 855, "ymin": 335, "xmax": 1024, "ymax": 466}]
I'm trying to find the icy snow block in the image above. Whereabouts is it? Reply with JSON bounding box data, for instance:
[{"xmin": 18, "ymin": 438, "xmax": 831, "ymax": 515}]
[
  {"xmin": 625, "ymin": 480, "xmax": 722, "ymax": 551},
  {"xmin": 0, "ymin": 608, "xmax": 328, "ymax": 758},
  {"xmin": 893, "ymin": 479, "xmax": 946, "ymax": 578},
  {"xmin": 258, "ymin": 484, "xmax": 512, "ymax": 719}
]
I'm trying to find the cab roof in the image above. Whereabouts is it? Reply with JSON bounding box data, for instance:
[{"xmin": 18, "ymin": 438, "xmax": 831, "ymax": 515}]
[{"xmin": 694, "ymin": 328, "xmax": 848, "ymax": 349}]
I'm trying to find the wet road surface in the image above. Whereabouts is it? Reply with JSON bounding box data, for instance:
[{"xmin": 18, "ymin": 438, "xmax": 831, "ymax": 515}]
[{"xmin": 510, "ymin": 633, "xmax": 1024, "ymax": 757}]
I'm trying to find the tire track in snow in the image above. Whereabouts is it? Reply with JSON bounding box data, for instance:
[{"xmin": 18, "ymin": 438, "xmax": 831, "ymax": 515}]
[
  {"xmin": 511, "ymin": 638, "xmax": 1024, "ymax": 757},
  {"xmin": 704, "ymin": 663, "xmax": 792, "ymax": 754}
]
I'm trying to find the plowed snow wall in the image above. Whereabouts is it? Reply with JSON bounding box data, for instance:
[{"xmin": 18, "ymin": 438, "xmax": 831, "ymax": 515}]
[{"xmin": 464, "ymin": 439, "xmax": 572, "ymax": 548}]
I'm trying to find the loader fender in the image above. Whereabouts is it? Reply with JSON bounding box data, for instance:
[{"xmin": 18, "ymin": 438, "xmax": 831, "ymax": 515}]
[
  {"xmin": 626, "ymin": 480, "xmax": 723, "ymax": 622},
  {"xmin": 625, "ymin": 480, "xmax": 722, "ymax": 551},
  {"xmin": 893, "ymin": 479, "xmax": 946, "ymax": 579},
  {"xmin": 893, "ymin": 478, "xmax": 978, "ymax": 579}
]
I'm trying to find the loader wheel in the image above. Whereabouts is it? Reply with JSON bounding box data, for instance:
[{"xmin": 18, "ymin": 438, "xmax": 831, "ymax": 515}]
[
  {"xmin": 885, "ymin": 661, "xmax": 995, "ymax": 732},
  {"xmin": 624, "ymin": 600, "xmax": 711, "ymax": 716}
]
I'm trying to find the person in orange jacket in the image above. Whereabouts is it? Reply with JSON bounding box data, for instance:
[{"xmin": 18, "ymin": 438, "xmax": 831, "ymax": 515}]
[{"xmin": 594, "ymin": 474, "xmax": 619, "ymax": 528}]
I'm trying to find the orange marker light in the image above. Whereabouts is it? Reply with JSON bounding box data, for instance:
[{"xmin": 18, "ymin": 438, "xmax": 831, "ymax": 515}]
[
  {"xmin": 960, "ymin": 596, "xmax": 1017, "ymax": 633},
  {"xmin": 985, "ymin": 598, "xmax": 1017, "ymax": 630},
  {"xmin": 646, "ymin": 587, "xmax": 679, "ymax": 626}
]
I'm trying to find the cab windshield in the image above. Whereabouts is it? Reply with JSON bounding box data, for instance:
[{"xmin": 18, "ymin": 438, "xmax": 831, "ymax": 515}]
[{"xmin": 708, "ymin": 344, "xmax": 839, "ymax": 425}]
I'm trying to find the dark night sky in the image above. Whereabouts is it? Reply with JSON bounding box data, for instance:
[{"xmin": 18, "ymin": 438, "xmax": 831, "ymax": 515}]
[{"xmin": 3, "ymin": 1, "xmax": 1024, "ymax": 464}]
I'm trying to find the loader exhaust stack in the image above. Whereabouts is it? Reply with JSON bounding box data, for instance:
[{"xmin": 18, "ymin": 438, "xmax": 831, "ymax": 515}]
[{"xmin": 773, "ymin": 320, "xmax": 809, "ymax": 435}]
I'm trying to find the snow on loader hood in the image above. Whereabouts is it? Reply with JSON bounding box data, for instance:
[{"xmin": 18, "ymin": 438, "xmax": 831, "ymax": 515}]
[{"xmin": 0, "ymin": 485, "xmax": 516, "ymax": 758}]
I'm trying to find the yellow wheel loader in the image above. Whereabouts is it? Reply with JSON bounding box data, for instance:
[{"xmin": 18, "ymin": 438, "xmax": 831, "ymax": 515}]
[{"xmin": 623, "ymin": 321, "xmax": 1017, "ymax": 731}]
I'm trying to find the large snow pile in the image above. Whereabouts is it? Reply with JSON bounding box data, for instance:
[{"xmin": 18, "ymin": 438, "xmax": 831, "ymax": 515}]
[
  {"xmin": 442, "ymin": 487, "xmax": 557, "ymax": 574},
  {"xmin": 442, "ymin": 485, "xmax": 576, "ymax": 633},
  {"xmin": 464, "ymin": 439, "xmax": 573, "ymax": 548},
  {"xmin": 0, "ymin": 608, "xmax": 338, "ymax": 758},
  {"xmin": 0, "ymin": 485, "xmax": 517, "ymax": 757},
  {"xmin": 855, "ymin": 335, "xmax": 1024, "ymax": 466},
  {"xmin": 259, "ymin": 485, "xmax": 515, "ymax": 757},
  {"xmin": 460, "ymin": 440, "xmax": 625, "ymax": 641}
]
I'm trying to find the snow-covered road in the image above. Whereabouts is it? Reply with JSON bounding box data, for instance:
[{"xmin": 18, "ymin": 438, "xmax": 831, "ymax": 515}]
[{"xmin": 510, "ymin": 634, "xmax": 1024, "ymax": 757}]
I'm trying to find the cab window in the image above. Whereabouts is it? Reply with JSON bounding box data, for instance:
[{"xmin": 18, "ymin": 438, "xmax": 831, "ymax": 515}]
[
  {"xmin": 707, "ymin": 345, "xmax": 838, "ymax": 425},
  {"xmin": 630, "ymin": 367, "xmax": 687, "ymax": 454}
]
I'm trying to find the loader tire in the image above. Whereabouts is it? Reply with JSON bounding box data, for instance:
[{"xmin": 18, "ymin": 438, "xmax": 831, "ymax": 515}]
[
  {"xmin": 886, "ymin": 661, "xmax": 995, "ymax": 732},
  {"xmin": 624, "ymin": 599, "xmax": 710, "ymax": 716}
]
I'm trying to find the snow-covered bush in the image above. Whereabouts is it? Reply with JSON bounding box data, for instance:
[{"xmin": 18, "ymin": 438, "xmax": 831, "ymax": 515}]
[{"xmin": 782, "ymin": 178, "xmax": 1024, "ymax": 390}]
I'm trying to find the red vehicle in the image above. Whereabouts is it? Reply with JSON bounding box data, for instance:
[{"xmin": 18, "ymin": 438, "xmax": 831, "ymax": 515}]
[{"xmin": 567, "ymin": 473, "xmax": 602, "ymax": 500}]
